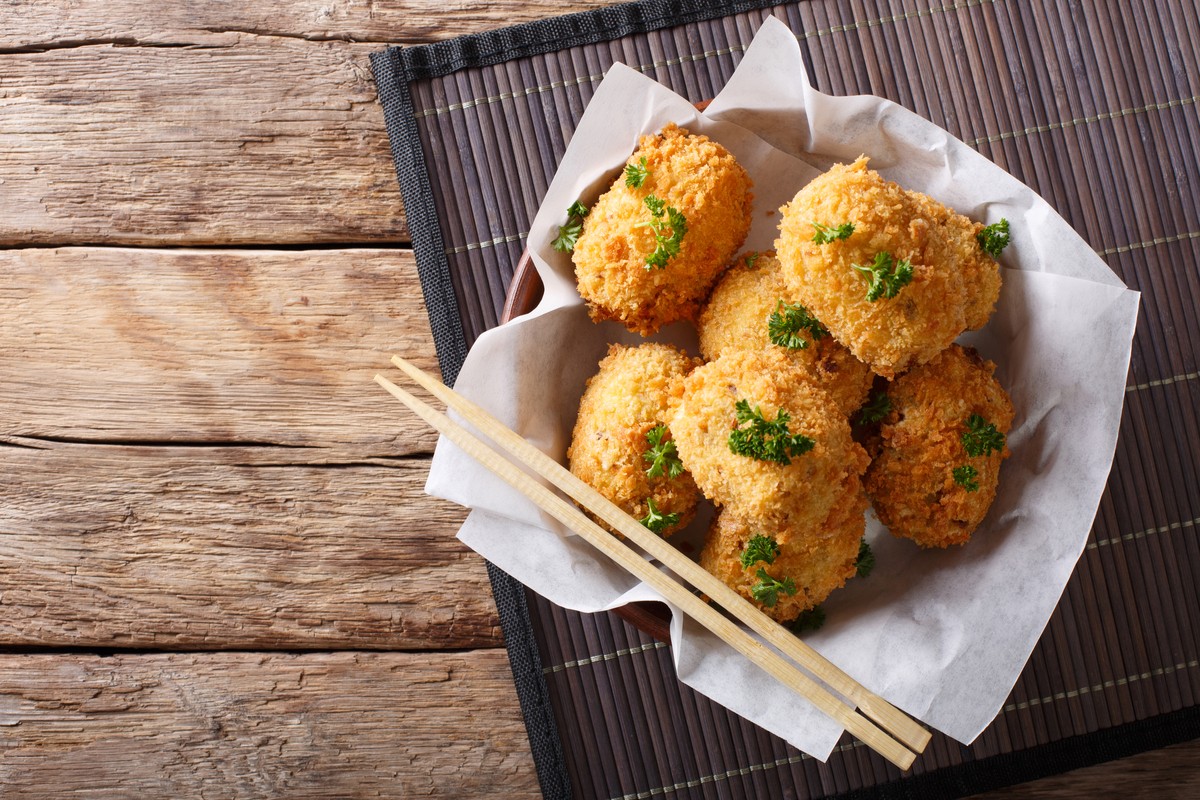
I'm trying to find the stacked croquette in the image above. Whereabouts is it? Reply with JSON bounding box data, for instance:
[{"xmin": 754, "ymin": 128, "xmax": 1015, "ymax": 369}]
[{"xmin": 566, "ymin": 128, "xmax": 1013, "ymax": 624}]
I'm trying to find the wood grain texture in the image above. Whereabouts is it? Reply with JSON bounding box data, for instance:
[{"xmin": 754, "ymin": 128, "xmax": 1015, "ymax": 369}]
[
  {"xmin": 0, "ymin": 39, "xmax": 402, "ymax": 245},
  {"xmin": 0, "ymin": 1, "xmax": 612, "ymax": 246},
  {"xmin": 0, "ymin": 0, "xmax": 613, "ymax": 47},
  {"xmin": 0, "ymin": 247, "xmax": 438, "ymax": 452},
  {"xmin": 0, "ymin": 438, "xmax": 493, "ymax": 649},
  {"xmin": 968, "ymin": 738, "xmax": 1200, "ymax": 800},
  {"xmin": 0, "ymin": 651, "xmax": 539, "ymax": 799}
]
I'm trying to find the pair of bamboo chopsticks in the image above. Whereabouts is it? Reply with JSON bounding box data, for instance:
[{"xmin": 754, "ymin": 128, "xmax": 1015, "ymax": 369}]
[{"xmin": 376, "ymin": 355, "xmax": 930, "ymax": 770}]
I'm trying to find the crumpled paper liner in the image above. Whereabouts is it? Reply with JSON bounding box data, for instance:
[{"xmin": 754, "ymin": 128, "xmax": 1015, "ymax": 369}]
[{"xmin": 425, "ymin": 17, "xmax": 1140, "ymax": 760}]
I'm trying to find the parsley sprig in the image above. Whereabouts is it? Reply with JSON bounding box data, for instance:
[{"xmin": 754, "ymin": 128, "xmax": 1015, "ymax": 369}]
[
  {"xmin": 552, "ymin": 201, "xmax": 589, "ymax": 253},
  {"xmin": 855, "ymin": 391, "xmax": 892, "ymax": 426},
  {"xmin": 977, "ymin": 218, "xmax": 1010, "ymax": 258},
  {"xmin": 855, "ymin": 539, "xmax": 875, "ymax": 578},
  {"xmin": 852, "ymin": 251, "xmax": 914, "ymax": 301},
  {"xmin": 811, "ymin": 221, "xmax": 855, "ymax": 244},
  {"xmin": 739, "ymin": 535, "xmax": 779, "ymax": 569},
  {"xmin": 952, "ymin": 464, "xmax": 980, "ymax": 491},
  {"xmin": 643, "ymin": 425, "xmax": 683, "ymax": 480},
  {"xmin": 624, "ymin": 157, "xmax": 649, "ymax": 188},
  {"xmin": 744, "ymin": 252, "xmax": 761, "ymax": 269},
  {"xmin": 750, "ymin": 567, "xmax": 797, "ymax": 608},
  {"xmin": 767, "ymin": 300, "xmax": 827, "ymax": 350},
  {"xmin": 786, "ymin": 606, "xmax": 826, "ymax": 633},
  {"xmin": 639, "ymin": 498, "xmax": 679, "ymax": 534},
  {"xmin": 727, "ymin": 400, "xmax": 815, "ymax": 465},
  {"xmin": 961, "ymin": 414, "xmax": 1005, "ymax": 457},
  {"xmin": 636, "ymin": 194, "xmax": 688, "ymax": 270}
]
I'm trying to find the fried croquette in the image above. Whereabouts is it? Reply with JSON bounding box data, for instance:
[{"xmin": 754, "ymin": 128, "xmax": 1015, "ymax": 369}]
[
  {"xmin": 567, "ymin": 343, "xmax": 703, "ymax": 538},
  {"xmin": 865, "ymin": 344, "xmax": 1014, "ymax": 548},
  {"xmin": 573, "ymin": 123, "xmax": 753, "ymax": 335},
  {"xmin": 697, "ymin": 251, "xmax": 873, "ymax": 416},
  {"xmin": 907, "ymin": 191, "xmax": 1002, "ymax": 331},
  {"xmin": 699, "ymin": 483, "xmax": 867, "ymax": 622},
  {"xmin": 669, "ymin": 348, "xmax": 870, "ymax": 536},
  {"xmin": 775, "ymin": 157, "xmax": 1002, "ymax": 378}
]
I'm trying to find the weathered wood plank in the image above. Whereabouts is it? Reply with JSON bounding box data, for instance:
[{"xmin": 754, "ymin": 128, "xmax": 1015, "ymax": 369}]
[
  {"xmin": 969, "ymin": 739, "xmax": 1200, "ymax": 799},
  {"xmin": 0, "ymin": 651, "xmax": 538, "ymax": 798},
  {"xmin": 0, "ymin": 648, "xmax": 1194, "ymax": 800},
  {"xmin": 0, "ymin": 39, "xmax": 404, "ymax": 245},
  {"xmin": 0, "ymin": 1, "xmax": 612, "ymax": 48},
  {"xmin": 0, "ymin": 247, "xmax": 439, "ymax": 452},
  {"xmin": 0, "ymin": 1, "xmax": 612, "ymax": 246},
  {"xmin": 0, "ymin": 439, "xmax": 492, "ymax": 649}
]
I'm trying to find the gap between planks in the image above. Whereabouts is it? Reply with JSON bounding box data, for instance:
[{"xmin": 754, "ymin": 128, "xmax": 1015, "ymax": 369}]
[
  {"xmin": 0, "ymin": 246, "xmax": 494, "ymax": 651},
  {"xmin": 0, "ymin": 440, "xmax": 497, "ymax": 650}
]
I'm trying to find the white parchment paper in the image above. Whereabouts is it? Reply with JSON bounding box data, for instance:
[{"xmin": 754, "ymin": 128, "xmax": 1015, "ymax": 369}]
[{"xmin": 424, "ymin": 17, "xmax": 1141, "ymax": 759}]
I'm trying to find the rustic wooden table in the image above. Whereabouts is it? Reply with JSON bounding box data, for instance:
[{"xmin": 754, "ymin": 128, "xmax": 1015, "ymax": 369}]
[{"xmin": 1, "ymin": 3, "xmax": 1196, "ymax": 797}]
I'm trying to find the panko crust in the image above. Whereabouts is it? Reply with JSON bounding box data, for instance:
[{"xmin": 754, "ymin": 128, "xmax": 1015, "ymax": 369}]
[
  {"xmin": 697, "ymin": 251, "xmax": 873, "ymax": 416},
  {"xmin": 567, "ymin": 343, "xmax": 703, "ymax": 537},
  {"xmin": 865, "ymin": 344, "xmax": 1015, "ymax": 548},
  {"xmin": 670, "ymin": 349, "xmax": 870, "ymax": 535},
  {"xmin": 775, "ymin": 157, "xmax": 1001, "ymax": 377},
  {"xmin": 573, "ymin": 123, "xmax": 753, "ymax": 335},
  {"xmin": 907, "ymin": 191, "xmax": 1002, "ymax": 330},
  {"xmin": 699, "ymin": 482, "xmax": 867, "ymax": 622}
]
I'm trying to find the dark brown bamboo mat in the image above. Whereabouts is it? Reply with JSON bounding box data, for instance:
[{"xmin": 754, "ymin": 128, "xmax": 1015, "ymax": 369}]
[{"xmin": 372, "ymin": 1, "xmax": 1200, "ymax": 797}]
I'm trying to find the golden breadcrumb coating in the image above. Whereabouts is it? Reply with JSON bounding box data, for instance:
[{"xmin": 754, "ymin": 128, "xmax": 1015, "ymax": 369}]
[
  {"xmin": 699, "ymin": 482, "xmax": 866, "ymax": 622},
  {"xmin": 907, "ymin": 191, "xmax": 1002, "ymax": 330},
  {"xmin": 775, "ymin": 157, "xmax": 1002, "ymax": 377},
  {"xmin": 697, "ymin": 251, "xmax": 874, "ymax": 416},
  {"xmin": 567, "ymin": 343, "xmax": 703, "ymax": 538},
  {"xmin": 573, "ymin": 123, "xmax": 753, "ymax": 335},
  {"xmin": 669, "ymin": 348, "xmax": 870, "ymax": 535},
  {"xmin": 865, "ymin": 344, "xmax": 1014, "ymax": 548}
]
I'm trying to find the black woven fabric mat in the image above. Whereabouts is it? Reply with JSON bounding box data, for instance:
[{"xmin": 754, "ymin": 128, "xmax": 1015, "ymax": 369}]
[{"xmin": 371, "ymin": 1, "xmax": 1200, "ymax": 797}]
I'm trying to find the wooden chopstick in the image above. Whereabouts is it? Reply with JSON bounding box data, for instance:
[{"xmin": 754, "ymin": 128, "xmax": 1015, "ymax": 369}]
[
  {"xmin": 386, "ymin": 355, "xmax": 931, "ymax": 756},
  {"xmin": 375, "ymin": 365, "xmax": 922, "ymax": 770}
]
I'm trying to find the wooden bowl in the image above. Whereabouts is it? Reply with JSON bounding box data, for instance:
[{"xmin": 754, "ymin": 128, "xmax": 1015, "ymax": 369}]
[{"xmin": 500, "ymin": 249, "xmax": 673, "ymax": 642}]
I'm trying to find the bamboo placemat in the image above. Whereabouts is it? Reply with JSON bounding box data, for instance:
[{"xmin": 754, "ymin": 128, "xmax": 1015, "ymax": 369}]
[{"xmin": 372, "ymin": 1, "xmax": 1200, "ymax": 797}]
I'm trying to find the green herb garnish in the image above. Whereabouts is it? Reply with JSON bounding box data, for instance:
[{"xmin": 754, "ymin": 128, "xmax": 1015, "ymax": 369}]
[
  {"xmin": 855, "ymin": 391, "xmax": 892, "ymax": 426},
  {"xmin": 786, "ymin": 606, "xmax": 826, "ymax": 633},
  {"xmin": 961, "ymin": 414, "xmax": 1005, "ymax": 457},
  {"xmin": 636, "ymin": 194, "xmax": 688, "ymax": 270},
  {"xmin": 855, "ymin": 539, "xmax": 875, "ymax": 578},
  {"xmin": 639, "ymin": 497, "xmax": 679, "ymax": 534},
  {"xmin": 624, "ymin": 157, "xmax": 649, "ymax": 189},
  {"xmin": 552, "ymin": 201, "xmax": 589, "ymax": 253},
  {"xmin": 750, "ymin": 567, "xmax": 798, "ymax": 608},
  {"xmin": 811, "ymin": 221, "xmax": 855, "ymax": 244},
  {"xmin": 767, "ymin": 300, "xmax": 828, "ymax": 350},
  {"xmin": 977, "ymin": 218, "xmax": 1010, "ymax": 258},
  {"xmin": 953, "ymin": 464, "xmax": 980, "ymax": 492},
  {"xmin": 727, "ymin": 400, "xmax": 815, "ymax": 465},
  {"xmin": 643, "ymin": 424, "xmax": 683, "ymax": 480},
  {"xmin": 739, "ymin": 535, "xmax": 780, "ymax": 569},
  {"xmin": 852, "ymin": 251, "xmax": 914, "ymax": 302},
  {"xmin": 744, "ymin": 252, "xmax": 761, "ymax": 269}
]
